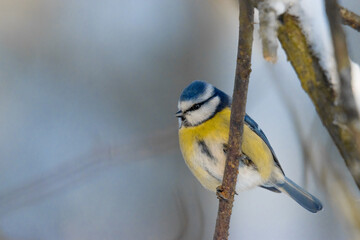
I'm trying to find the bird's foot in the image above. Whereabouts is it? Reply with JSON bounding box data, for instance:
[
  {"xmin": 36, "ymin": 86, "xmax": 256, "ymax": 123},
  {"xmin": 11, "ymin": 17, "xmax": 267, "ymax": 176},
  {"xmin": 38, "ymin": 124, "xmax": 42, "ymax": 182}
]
[{"xmin": 216, "ymin": 185, "xmax": 229, "ymax": 202}]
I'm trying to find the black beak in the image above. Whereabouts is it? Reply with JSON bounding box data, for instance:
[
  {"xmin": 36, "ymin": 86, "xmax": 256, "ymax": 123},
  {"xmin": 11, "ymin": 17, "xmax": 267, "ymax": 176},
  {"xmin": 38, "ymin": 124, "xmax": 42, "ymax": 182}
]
[{"xmin": 175, "ymin": 110, "xmax": 183, "ymax": 118}]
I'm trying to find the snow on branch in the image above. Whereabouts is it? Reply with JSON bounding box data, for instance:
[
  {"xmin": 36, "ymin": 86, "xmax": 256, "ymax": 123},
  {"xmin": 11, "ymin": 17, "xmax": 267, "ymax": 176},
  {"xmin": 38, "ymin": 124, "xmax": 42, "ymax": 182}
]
[
  {"xmin": 254, "ymin": 0, "xmax": 360, "ymax": 190},
  {"xmin": 256, "ymin": 0, "xmax": 295, "ymax": 63},
  {"xmin": 277, "ymin": 12, "xmax": 360, "ymax": 189}
]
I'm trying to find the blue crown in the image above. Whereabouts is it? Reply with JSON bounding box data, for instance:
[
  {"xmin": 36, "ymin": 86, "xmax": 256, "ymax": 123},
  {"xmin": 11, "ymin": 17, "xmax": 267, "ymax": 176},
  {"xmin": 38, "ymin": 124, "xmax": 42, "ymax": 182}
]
[
  {"xmin": 179, "ymin": 81, "xmax": 209, "ymax": 101},
  {"xmin": 179, "ymin": 81, "xmax": 231, "ymax": 113}
]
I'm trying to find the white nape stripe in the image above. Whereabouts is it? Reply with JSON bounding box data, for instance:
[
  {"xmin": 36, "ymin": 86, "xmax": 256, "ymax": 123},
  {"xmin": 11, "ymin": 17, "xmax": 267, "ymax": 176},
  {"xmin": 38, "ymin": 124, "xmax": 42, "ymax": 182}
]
[
  {"xmin": 178, "ymin": 84, "xmax": 214, "ymax": 111},
  {"xmin": 196, "ymin": 84, "xmax": 214, "ymax": 103}
]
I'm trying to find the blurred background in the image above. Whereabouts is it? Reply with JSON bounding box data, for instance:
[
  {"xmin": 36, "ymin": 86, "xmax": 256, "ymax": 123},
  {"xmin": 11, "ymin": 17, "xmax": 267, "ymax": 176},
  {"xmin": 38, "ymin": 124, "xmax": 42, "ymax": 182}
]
[{"xmin": 0, "ymin": 0, "xmax": 359, "ymax": 239}]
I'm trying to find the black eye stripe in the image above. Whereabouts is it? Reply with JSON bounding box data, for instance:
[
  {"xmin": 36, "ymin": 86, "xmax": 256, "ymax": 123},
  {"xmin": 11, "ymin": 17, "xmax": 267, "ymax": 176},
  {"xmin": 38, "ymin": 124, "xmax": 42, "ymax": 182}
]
[
  {"xmin": 183, "ymin": 94, "xmax": 217, "ymax": 114},
  {"xmin": 188, "ymin": 103, "xmax": 201, "ymax": 112}
]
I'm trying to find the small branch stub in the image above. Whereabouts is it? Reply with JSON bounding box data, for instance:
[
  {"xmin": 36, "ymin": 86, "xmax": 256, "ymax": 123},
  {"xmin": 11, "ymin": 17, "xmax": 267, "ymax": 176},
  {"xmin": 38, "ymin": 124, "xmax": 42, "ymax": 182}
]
[{"xmin": 338, "ymin": 5, "xmax": 360, "ymax": 32}]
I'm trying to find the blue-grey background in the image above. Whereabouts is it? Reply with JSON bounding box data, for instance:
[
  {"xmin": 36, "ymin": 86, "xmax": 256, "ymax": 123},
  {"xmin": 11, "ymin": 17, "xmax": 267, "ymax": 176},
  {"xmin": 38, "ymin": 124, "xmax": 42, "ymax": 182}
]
[{"xmin": 0, "ymin": 0, "xmax": 359, "ymax": 239}]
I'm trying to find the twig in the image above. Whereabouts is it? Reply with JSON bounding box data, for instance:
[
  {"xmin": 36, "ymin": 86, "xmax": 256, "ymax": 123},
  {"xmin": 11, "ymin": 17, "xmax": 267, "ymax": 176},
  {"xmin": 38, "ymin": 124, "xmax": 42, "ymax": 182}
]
[
  {"xmin": 327, "ymin": 1, "xmax": 351, "ymax": 72},
  {"xmin": 327, "ymin": 1, "xmax": 359, "ymax": 119},
  {"xmin": 326, "ymin": 0, "xmax": 360, "ymax": 187},
  {"xmin": 277, "ymin": 14, "xmax": 360, "ymax": 189},
  {"xmin": 213, "ymin": 0, "xmax": 254, "ymax": 239},
  {"xmin": 338, "ymin": 5, "xmax": 360, "ymax": 32}
]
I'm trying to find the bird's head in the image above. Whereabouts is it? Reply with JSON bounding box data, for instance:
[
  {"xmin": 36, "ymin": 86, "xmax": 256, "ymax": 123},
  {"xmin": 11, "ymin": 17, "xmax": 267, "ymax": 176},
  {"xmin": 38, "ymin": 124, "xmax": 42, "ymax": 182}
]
[{"xmin": 176, "ymin": 81, "xmax": 230, "ymax": 127}]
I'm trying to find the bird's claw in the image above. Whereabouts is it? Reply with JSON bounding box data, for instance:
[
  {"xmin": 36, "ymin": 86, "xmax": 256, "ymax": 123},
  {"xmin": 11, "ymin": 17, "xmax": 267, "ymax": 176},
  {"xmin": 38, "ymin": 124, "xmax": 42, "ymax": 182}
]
[{"xmin": 216, "ymin": 186, "xmax": 229, "ymax": 202}]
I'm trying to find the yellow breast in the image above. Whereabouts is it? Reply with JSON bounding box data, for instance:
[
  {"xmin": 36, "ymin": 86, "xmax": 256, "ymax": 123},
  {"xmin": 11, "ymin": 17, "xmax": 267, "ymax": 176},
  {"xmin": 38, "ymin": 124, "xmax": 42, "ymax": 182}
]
[
  {"xmin": 179, "ymin": 108, "xmax": 230, "ymax": 190},
  {"xmin": 179, "ymin": 108, "xmax": 275, "ymax": 185}
]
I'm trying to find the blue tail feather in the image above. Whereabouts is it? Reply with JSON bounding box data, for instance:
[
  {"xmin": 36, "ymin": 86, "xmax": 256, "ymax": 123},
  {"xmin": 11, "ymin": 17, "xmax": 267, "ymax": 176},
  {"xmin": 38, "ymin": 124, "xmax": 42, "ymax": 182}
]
[{"xmin": 277, "ymin": 177, "xmax": 323, "ymax": 213}]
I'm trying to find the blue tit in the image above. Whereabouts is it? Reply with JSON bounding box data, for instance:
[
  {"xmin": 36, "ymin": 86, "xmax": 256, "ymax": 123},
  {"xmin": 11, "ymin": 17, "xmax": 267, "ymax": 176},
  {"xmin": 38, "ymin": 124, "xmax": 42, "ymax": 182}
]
[{"xmin": 176, "ymin": 80, "xmax": 323, "ymax": 213}]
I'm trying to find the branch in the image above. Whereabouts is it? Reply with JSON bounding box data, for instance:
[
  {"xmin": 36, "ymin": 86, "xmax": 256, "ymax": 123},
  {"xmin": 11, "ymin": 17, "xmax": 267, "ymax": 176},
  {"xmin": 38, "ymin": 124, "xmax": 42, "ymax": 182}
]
[
  {"xmin": 277, "ymin": 14, "xmax": 360, "ymax": 189},
  {"xmin": 327, "ymin": 1, "xmax": 360, "ymax": 120},
  {"xmin": 213, "ymin": 0, "xmax": 254, "ymax": 239},
  {"xmin": 326, "ymin": 0, "xmax": 360, "ymax": 187},
  {"xmin": 338, "ymin": 5, "xmax": 360, "ymax": 32},
  {"xmin": 327, "ymin": 0, "xmax": 351, "ymax": 73}
]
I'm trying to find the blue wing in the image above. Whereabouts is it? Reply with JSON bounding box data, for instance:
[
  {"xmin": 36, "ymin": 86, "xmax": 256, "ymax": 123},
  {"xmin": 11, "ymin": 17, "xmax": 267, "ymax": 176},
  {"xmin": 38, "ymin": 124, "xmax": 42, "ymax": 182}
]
[{"xmin": 244, "ymin": 114, "xmax": 284, "ymax": 174}]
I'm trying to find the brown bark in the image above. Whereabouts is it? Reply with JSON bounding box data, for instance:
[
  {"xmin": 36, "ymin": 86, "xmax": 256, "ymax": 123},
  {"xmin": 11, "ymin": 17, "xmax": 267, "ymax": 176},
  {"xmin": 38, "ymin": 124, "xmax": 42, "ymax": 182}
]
[
  {"xmin": 277, "ymin": 14, "xmax": 360, "ymax": 190},
  {"xmin": 213, "ymin": 0, "xmax": 254, "ymax": 239},
  {"xmin": 338, "ymin": 5, "xmax": 360, "ymax": 32}
]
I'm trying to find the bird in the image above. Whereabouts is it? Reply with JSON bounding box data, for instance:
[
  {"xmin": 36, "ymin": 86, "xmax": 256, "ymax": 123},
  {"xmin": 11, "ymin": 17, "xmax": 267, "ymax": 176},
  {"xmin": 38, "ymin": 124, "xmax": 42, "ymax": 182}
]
[{"xmin": 176, "ymin": 80, "xmax": 323, "ymax": 213}]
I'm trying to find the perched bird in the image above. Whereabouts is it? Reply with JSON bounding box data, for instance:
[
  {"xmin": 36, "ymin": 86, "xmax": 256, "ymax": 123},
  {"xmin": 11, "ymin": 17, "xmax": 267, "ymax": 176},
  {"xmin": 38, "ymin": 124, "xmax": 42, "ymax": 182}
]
[{"xmin": 176, "ymin": 80, "xmax": 323, "ymax": 213}]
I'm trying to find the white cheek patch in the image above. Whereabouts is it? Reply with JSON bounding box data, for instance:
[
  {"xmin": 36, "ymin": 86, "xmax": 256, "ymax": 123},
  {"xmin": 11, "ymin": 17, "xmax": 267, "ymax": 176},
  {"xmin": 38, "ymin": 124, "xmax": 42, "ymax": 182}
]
[
  {"xmin": 178, "ymin": 100, "xmax": 193, "ymax": 112},
  {"xmin": 186, "ymin": 96, "xmax": 220, "ymax": 126}
]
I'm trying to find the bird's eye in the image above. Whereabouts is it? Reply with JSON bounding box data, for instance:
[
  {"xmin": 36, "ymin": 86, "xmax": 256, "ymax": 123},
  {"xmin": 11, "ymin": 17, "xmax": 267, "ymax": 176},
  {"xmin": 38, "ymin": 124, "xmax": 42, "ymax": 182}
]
[{"xmin": 191, "ymin": 103, "xmax": 201, "ymax": 111}]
